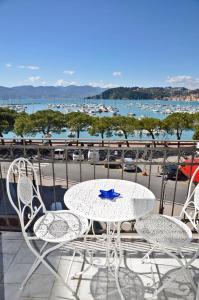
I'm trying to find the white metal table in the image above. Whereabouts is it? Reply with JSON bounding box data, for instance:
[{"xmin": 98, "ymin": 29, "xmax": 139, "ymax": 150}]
[{"xmin": 64, "ymin": 179, "xmax": 155, "ymax": 299}]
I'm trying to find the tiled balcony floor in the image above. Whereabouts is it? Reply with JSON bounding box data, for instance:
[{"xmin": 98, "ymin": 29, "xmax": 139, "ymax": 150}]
[{"xmin": 0, "ymin": 232, "xmax": 199, "ymax": 300}]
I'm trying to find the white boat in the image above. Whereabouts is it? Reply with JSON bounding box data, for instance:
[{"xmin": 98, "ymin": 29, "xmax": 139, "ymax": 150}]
[
  {"xmin": 116, "ymin": 130, "xmax": 123, "ymax": 136},
  {"xmin": 68, "ymin": 131, "xmax": 76, "ymax": 138}
]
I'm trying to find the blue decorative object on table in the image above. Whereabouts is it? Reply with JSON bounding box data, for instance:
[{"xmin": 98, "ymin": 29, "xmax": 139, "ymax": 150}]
[{"xmin": 98, "ymin": 189, "xmax": 120, "ymax": 200}]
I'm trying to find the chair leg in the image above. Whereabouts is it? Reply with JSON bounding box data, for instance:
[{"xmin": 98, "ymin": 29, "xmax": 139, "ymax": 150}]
[
  {"xmin": 38, "ymin": 254, "xmax": 79, "ymax": 299},
  {"xmin": 22, "ymin": 241, "xmax": 79, "ymax": 299},
  {"xmin": 20, "ymin": 241, "xmax": 49, "ymax": 289}
]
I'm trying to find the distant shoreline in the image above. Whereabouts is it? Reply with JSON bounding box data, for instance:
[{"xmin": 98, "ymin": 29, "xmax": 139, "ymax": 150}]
[{"xmin": 87, "ymin": 86, "xmax": 199, "ymax": 101}]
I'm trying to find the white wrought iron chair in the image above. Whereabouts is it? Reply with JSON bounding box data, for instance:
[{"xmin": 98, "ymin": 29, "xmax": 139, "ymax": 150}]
[
  {"xmin": 6, "ymin": 157, "xmax": 89, "ymax": 299},
  {"xmin": 179, "ymin": 165, "xmax": 199, "ymax": 232},
  {"xmin": 135, "ymin": 214, "xmax": 197, "ymax": 298}
]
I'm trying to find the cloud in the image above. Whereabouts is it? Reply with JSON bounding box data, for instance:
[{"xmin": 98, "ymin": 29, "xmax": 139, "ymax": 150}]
[
  {"xmin": 5, "ymin": 63, "xmax": 12, "ymax": 68},
  {"xmin": 27, "ymin": 65, "xmax": 39, "ymax": 70},
  {"xmin": 63, "ymin": 70, "xmax": 75, "ymax": 75},
  {"xmin": 18, "ymin": 65, "xmax": 39, "ymax": 70},
  {"xmin": 55, "ymin": 79, "xmax": 77, "ymax": 86},
  {"xmin": 28, "ymin": 76, "xmax": 41, "ymax": 83},
  {"xmin": 166, "ymin": 75, "xmax": 199, "ymax": 89},
  {"xmin": 112, "ymin": 71, "xmax": 122, "ymax": 77},
  {"xmin": 56, "ymin": 79, "xmax": 67, "ymax": 86},
  {"xmin": 88, "ymin": 81, "xmax": 117, "ymax": 88}
]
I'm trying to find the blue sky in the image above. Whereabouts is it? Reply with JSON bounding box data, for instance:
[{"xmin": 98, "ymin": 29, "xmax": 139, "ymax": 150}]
[{"xmin": 0, "ymin": 0, "xmax": 199, "ymax": 88}]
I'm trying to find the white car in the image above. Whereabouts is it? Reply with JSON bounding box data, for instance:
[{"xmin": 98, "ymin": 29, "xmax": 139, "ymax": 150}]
[
  {"xmin": 88, "ymin": 149, "xmax": 100, "ymax": 162},
  {"xmin": 72, "ymin": 150, "xmax": 84, "ymax": 161},
  {"xmin": 123, "ymin": 158, "xmax": 136, "ymax": 171},
  {"xmin": 54, "ymin": 149, "xmax": 65, "ymax": 160}
]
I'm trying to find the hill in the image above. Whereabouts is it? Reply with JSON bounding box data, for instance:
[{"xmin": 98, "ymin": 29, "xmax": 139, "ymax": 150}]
[
  {"xmin": 87, "ymin": 86, "xmax": 199, "ymax": 101},
  {"xmin": 0, "ymin": 85, "xmax": 106, "ymax": 99}
]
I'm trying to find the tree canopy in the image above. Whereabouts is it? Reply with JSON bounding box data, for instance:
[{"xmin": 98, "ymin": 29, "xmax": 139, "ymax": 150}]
[
  {"xmin": 88, "ymin": 117, "xmax": 113, "ymax": 145},
  {"xmin": 112, "ymin": 116, "xmax": 136, "ymax": 146},
  {"xmin": 137, "ymin": 117, "xmax": 162, "ymax": 140},
  {"xmin": 163, "ymin": 112, "xmax": 193, "ymax": 140},
  {"xmin": 0, "ymin": 108, "xmax": 17, "ymax": 137},
  {"xmin": 65, "ymin": 112, "xmax": 93, "ymax": 139},
  {"xmin": 30, "ymin": 110, "xmax": 65, "ymax": 135},
  {"xmin": 1, "ymin": 107, "xmax": 199, "ymax": 142},
  {"xmin": 14, "ymin": 113, "xmax": 33, "ymax": 137}
]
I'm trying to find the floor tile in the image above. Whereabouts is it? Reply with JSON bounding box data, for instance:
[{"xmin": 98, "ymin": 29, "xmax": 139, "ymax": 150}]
[
  {"xmin": 0, "ymin": 239, "xmax": 23, "ymax": 254},
  {"xmin": 50, "ymin": 282, "xmax": 77, "ymax": 300},
  {"xmin": 1, "ymin": 263, "xmax": 32, "ymax": 284},
  {"xmin": 22, "ymin": 274, "xmax": 54, "ymax": 298},
  {"xmin": 13, "ymin": 248, "xmax": 35, "ymax": 265},
  {"xmin": 0, "ymin": 283, "xmax": 22, "ymax": 300},
  {"xmin": 1, "ymin": 232, "xmax": 23, "ymax": 240},
  {"xmin": 0, "ymin": 253, "xmax": 15, "ymax": 273}
]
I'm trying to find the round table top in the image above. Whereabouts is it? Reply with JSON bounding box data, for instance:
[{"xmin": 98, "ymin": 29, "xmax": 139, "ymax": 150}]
[{"xmin": 64, "ymin": 179, "xmax": 155, "ymax": 222}]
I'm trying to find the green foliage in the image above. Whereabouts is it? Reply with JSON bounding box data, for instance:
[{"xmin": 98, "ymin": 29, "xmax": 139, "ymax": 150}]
[
  {"xmin": 137, "ymin": 117, "xmax": 162, "ymax": 139},
  {"xmin": 193, "ymin": 126, "xmax": 199, "ymax": 140},
  {"xmin": 88, "ymin": 117, "xmax": 112, "ymax": 140},
  {"xmin": 163, "ymin": 112, "xmax": 193, "ymax": 140},
  {"xmin": 65, "ymin": 112, "xmax": 93, "ymax": 138},
  {"xmin": 9, "ymin": 109, "xmax": 199, "ymax": 141},
  {"xmin": 0, "ymin": 108, "xmax": 17, "ymax": 137},
  {"xmin": 30, "ymin": 109, "xmax": 65, "ymax": 135},
  {"xmin": 111, "ymin": 116, "xmax": 137, "ymax": 146},
  {"xmin": 14, "ymin": 113, "xmax": 33, "ymax": 137}
]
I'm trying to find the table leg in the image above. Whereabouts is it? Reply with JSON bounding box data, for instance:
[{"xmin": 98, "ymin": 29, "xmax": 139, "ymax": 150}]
[
  {"xmin": 114, "ymin": 222, "xmax": 125, "ymax": 300},
  {"xmin": 71, "ymin": 220, "xmax": 125, "ymax": 300}
]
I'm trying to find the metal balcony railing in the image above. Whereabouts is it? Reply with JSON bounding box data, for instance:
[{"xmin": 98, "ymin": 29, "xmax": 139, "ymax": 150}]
[{"xmin": 0, "ymin": 138, "xmax": 198, "ymax": 231}]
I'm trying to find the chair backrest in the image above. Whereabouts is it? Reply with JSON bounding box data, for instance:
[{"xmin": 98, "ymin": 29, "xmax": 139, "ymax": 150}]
[
  {"xmin": 6, "ymin": 158, "xmax": 46, "ymax": 235},
  {"xmin": 135, "ymin": 214, "xmax": 192, "ymax": 249},
  {"xmin": 180, "ymin": 165, "xmax": 199, "ymax": 231}
]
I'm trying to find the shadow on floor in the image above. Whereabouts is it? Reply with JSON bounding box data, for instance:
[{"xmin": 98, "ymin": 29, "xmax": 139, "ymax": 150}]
[
  {"xmin": 89, "ymin": 265, "xmax": 199, "ymax": 300},
  {"xmin": 90, "ymin": 267, "xmax": 144, "ymax": 300}
]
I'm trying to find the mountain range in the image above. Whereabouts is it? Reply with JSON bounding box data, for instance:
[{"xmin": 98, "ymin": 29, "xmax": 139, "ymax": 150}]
[{"xmin": 0, "ymin": 85, "xmax": 106, "ymax": 99}]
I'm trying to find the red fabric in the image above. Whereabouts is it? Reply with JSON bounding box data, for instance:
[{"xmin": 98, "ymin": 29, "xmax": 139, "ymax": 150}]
[{"xmin": 180, "ymin": 159, "xmax": 199, "ymax": 182}]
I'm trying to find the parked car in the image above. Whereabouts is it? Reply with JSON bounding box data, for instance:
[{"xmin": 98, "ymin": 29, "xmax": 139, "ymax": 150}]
[
  {"xmin": 161, "ymin": 164, "xmax": 185, "ymax": 180},
  {"xmin": 123, "ymin": 158, "xmax": 137, "ymax": 172},
  {"xmin": 88, "ymin": 149, "xmax": 100, "ymax": 163},
  {"xmin": 54, "ymin": 149, "xmax": 65, "ymax": 160},
  {"xmin": 104, "ymin": 155, "xmax": 121, "ymax": 168},
  {"xmin": 72, "ymin": 150, "xmax": 84, "ymax": 161}
]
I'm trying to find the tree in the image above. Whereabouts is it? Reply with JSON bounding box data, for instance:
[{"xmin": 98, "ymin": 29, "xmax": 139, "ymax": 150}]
[
  {"xmin": 88, "ymin": 117, "xmax": 112, "ymax": 146},
  {"xmin": 112, "ymin": 116, "xmax": 136, "ymax": 147},
  {"xmin": 193, "ymin": 126, "xmax": 199, "ymax": 140},
  {"xmin": 31, "ymin": 110, "xmax": 65, "ymax": 135},
  {"xmin": 0, "ymin": 108, "xmax": 18, "ymax": 144},
  {"xmin": 65, "ymin": 112, "xmax": 93, "ymax": 140},
  {"xmin": 14, "ymin": 113, "xmax": 33, "ymax": 138},
  {"xmin": 137, "ymin": 117, "xmax": 162, "ymax": 140},
  {"xmin": 30, "ymin": 110, "xmax": 65, "ymax": 145},
  {"xmin": 163, "ymin": 112, "xmax": 193, "ymax": 140}
]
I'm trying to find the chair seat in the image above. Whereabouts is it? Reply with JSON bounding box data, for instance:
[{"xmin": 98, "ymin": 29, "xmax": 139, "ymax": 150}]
[
  {"xmin": 135, "ymin": 214, "xmax": 192, "ymax": 249},
  {"xmin": 33, "ymin": 211, "xmax": 88, "ymax": 243}
]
